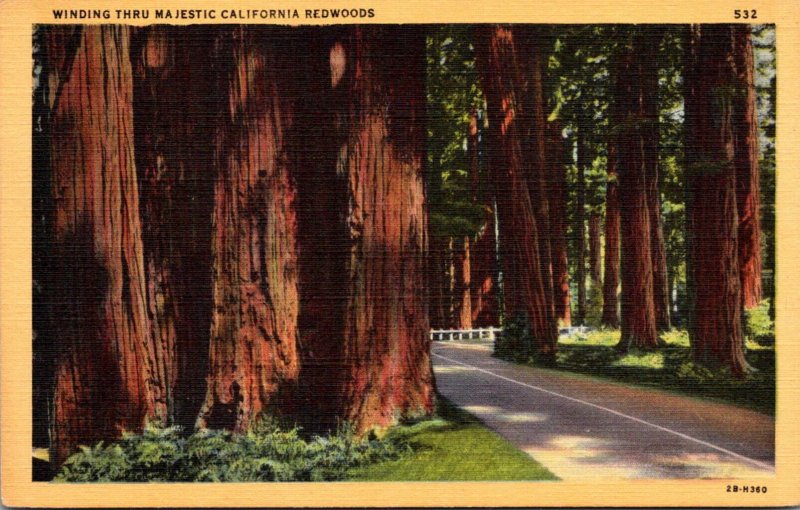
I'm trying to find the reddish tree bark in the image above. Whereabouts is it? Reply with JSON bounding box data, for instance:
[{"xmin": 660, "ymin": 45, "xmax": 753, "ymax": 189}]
[
  {"xmin": 601, "ymin": 141, "xmax": 621, "ymax": 328},
  {"xmin": 131, "ymin": 26, "xmax": 215, "ymax": 429},
  {"xmin": 547, "ymin": 122, "xmax": 572, "ymax": 327},
  {"xmin": 685, "ymin": 24, "xmax": 750, "ymax": 375},
  {"xmin": 454, "ymin": 237, "xmax": 473, "ymax": 329},
  {"xmin": 469, "ymin": 111, "xmax": 499, "ymax": 327},
  {"xmin": 732, "ymin": 25, "xmax": 763, "ymax": 309},
  {"xmin": 475, "ymin": 24, "xmax": 558, "ymax": 359},
  {"xmin": 45, "ymin": 26, "xmax": 166, "ymax": 466},
  {"xmin": 641, "ymin": 27, "xmax": 671, "ymax": 331},
  {"xmin": 588, "ymin": 213, "xmax": 602, "ymax": 286},
  {"xmin": 196, "ymin": 27, "xmax": 300, "ymax": 431},
  {"xmin": 615, "ymin": 34, "xmax": 659, "ymax": 351}
]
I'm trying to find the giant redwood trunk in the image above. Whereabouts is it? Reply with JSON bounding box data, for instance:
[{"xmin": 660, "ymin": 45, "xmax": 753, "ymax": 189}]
[
  {"xmin": 601, "ymin": 141, "xmax": 621, "ymax": 328},
  {"xmin": 588, "ymin": 213, "xmax": 602, "ymax": 286},
  {"xmin": 132, "ymin": 26, "xmax": 215, "ymax": 429},
  {"xmin": 641, "ymin": 27, "xmax": 671, "ymax": 331},
  {"xmin": 45, "ymin": 26, "xmax": 165, "ymax": 466},
  {"xmin": 615, "ymin": 34, "xmax": 659, "ymax": 351},
  {"xmin": 475, "ymin": 24, "xmax": 558, "ymax": 360},
  {"xmin": 334, "ymin": 26, "xmax": 435, "ymax": 430},
  {"xmin": 454, "ymin": 237, "xmax": 473, "ymax": 329},
  {"xmin": 196, "ymin": 27, "xmax": 300, "ymax": 431},
  {"xmin": 547, "ymin": 122, "xmax": 572, "ymax": 327},
  {"xmin": 685, "ymin": 25, "xmax": 750, "ymax": 375},
  {"xmin": 732, "ymin": 25, "xmax": 763, "ymax": 309}
]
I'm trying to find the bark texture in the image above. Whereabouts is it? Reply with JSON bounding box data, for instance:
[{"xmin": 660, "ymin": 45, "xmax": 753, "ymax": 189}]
[
  {"xmin": 132, "ymin": 26, "xmax": 215, "ymax": 429},
  {"xmin": 45, "ymin": 26, "xmax": 165, "ymax": 466},
  {"xmin": 197, "ymin": 27, "xmax": 300, "ymax": 431},
  {"xmin": 615, "ymin": 34, "xmax": 659, "ymax": 350},
  {"xmin": 475, "ymin": 24, "xmax": 558, "ymax": 359},
  {"xmin": 732, "ymin": 25, "xmax": 763, "ymax": 309},
  {"xmin": 454, "ymin": 237, "xmax": 473, "ymax": 329},
  {"xmin": 588, "ymin": 213, "xmax": 602, "ymax": 286},
  {"xmin": 685, "ymin": 24, "xmax": 750, "ymax": 375},
  {"xmin": 575, "ymin": 118, "xmax": 588, "ymax": 325}
]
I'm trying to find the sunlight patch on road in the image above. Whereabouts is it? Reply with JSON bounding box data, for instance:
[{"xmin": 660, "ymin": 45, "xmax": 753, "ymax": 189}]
[{"xmin": 463, "ymin": 405, "xmax": 549, "ymax": 424}]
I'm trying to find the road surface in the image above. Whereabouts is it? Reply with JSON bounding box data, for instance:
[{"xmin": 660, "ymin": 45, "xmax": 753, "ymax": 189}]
[{"xmin": 432, "ymin": 341, "xmax": 775, "ymax": 479}]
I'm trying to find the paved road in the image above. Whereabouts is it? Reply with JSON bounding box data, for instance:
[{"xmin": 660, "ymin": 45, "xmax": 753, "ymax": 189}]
[{"xmin": 432, "ymin": 341, "xmax": 775, "ymax": 479}]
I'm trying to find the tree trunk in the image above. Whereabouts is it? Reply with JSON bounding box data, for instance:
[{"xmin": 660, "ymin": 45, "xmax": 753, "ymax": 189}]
[
  {"xmin": 454, "ymin": 237, "xmax": 473, "ymax": 329},
  {"xmin": 732, "ymin": 25, "xmax": 763, "ymax": 309},
  {"xmin": 196, "ymin": 27, "xmax": 300, "ymax": 431},
  {"xmin": 641, "ymin": 27, "xmax": 671, "ymax": 331},
  {"xmin": 575, "ymin": 119, "xmax": 588, "ymax": 325},
  {"xmin": 469, "ymin": 110, "xmax": 500, "ymax": 327},
  {"xmin": 45, "ymin": 26, "xmax": 165, "ymax": 466},
  {"xmin": 685, "ymin": 24, "xmax": 750, "ymax": 375},
  {"xmin": 601, "ymin": 141, "xmax": 621, "ymax": 328},
  {"xmin": 547, "ymin": 122, "xmax": 572, "ymax": 327},
  {"xmin": 588, "ymin": 213, "xmax": 602, "ymax": 286},
  {"xmin": 474, "ymin": 24, "xmax": 558, "ymax": 360},
  {"xmin": 131, "ymin": 26, "xmax": 215, "ymax": 430},
  {"xmin": 615, "ymin": 33, "xmax": 659, "ymax": 351}
]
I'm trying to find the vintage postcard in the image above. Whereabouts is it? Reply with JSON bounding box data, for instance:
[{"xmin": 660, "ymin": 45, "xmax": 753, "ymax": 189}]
[{"xmin": 1, "ymin": 0, "xmax": 799, "ymax": 506}]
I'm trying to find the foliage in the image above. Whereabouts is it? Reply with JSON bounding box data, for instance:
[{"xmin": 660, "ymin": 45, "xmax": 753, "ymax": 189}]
[
  {"xmin": 531, "ymin": 329, "xmax": 774, "ymax": 415},
  {"xmin": 55, "ymin": 418, "xmax": 409, "ymax": 482},
  {"xmin": 494, "ymin": 313, "xmax": 533, "ymax": 362},
  {"xmin": 745, "ymin": 299, "xmax": 774, "ymax": 345},
  {"xmin": 349, "ymin": 397, "xmax": 557, "ymax": 481}
]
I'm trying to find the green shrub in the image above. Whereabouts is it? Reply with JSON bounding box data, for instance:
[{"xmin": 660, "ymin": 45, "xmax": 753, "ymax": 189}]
[
  {"xmin": 495, "ymin": 312, "xmax": 533, "ymax": 362},
  {"xmin": 745, "ymin": 299, "xmax": 774, "ymax": 345},
  {"xmin": 55, "ymin": 419, "xmax": 409, "ymax": 482}
]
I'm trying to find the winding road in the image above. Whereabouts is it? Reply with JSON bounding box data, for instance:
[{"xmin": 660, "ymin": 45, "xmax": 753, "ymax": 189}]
[{"xmin": 432, "ymin": 340, "xmax": 775, "ymax": 479}]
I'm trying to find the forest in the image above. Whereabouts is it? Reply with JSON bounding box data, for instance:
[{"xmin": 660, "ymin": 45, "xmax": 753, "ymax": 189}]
[{"xmin": 32, "ymin": 23, "xmax": 776, "ymax": 481}]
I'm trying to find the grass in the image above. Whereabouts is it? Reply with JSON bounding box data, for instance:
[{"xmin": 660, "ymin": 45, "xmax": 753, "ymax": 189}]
[
  {"xmin": 348, "ymin": 397, "xmax": 557, "ymax": 481},
  {"xmin": 546, "ymin": 328, "xmax": 775, "ymax": 416}
]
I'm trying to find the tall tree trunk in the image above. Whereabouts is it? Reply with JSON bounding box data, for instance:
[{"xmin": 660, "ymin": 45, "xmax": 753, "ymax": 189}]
[
  {"xmin": 547, "ymin": 122, "xmax": 572, "ymax": 326},
  {"xmin": 45, "ymin": 26, "xmax": 165, "ymax": 466},
  {"xmin": 615, "ymin": 32, "xmax": 659, "ymax": 351},
  {"xmin": 732, "ymin": 25, "xmax": 763, "ymax": 309},
  {"xmin": 475, "ymin": 24, "xmax": 558, "ymax": 360},
  {"xmin": 642, "ymin": 27, "xmax": 671, "ymax": 331},
  {"xmin": 454, "ymin": 237, "xmax": 473, "ymax": 329},
  {"xmin": 575, "ymin": 118, "xmax": 588, "ymax": 325},
  {"xmin": 588, "ymin": 213, "xmax": 602, "ymax": 286},
  {"xmin": 685, "ymin": 24, "xmax": 750, "ymax": 375},
  {"xmin": 601, "ymin": 141, "xmax": 621, "ymax": 328},
  {"xmin": 196, "ymin": 27, "xmax": 300, "ymax": 431},
  {"xmin": 469, "ymin": 110, "xmax": 499, "ymax": 327},
  {"xmin": 131, "ymin": 26, "xmax": 215, "ymax": 430}
]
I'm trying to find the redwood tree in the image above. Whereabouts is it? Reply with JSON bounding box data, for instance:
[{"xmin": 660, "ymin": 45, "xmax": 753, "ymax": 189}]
[
  {"xmin": 45, "ymin": 26, "xmax": 166, "ymax": 466},
  {"xmin": 601, "ymin": 141, "xmax": 621, "ymax": 328},
  {"xmin": 196, "ymin": 27, "xmax": 300, "ymax": 431},
  {"xmin": 588, "ymin": 213, "xmax": 602, "ymax": 286},
  {"xmin": 732, "ymin": 25, "xmax": 763, "ymax": 309},
  {"xmin": 575, "ymin": 116, "xmax": 588, "ymax": 325},
  {"xmin": 547, "ymin": 121, "xmax": 572, "ymax": 327},
  {"xmin": 615, "ymin": 32, "xmax": 659, "ymax": 351},
  {"xmin": 454, "ymin": 237, "xmax": 473, "ymax": 329},
  {"xmin": 475, "ymin": 24, "xmax": 558, "ymax": 359},
  {"xmin": 685, "ymin": 24, "xmax": 750, "ymax": 375},
  {"xmin": 132, "ymin": 26, "xmax": 215, "ymax": 429}
]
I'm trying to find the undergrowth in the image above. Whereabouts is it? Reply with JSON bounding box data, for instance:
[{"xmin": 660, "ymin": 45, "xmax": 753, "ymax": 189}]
[{"xmin": 55, "ymin": 418, "xmax": 409, "ymax": 482}]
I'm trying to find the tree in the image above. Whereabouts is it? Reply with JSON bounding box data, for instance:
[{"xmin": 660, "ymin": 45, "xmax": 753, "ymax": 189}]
[
  {"xmin": 297, "ymin": 26, "xmax": 435, "ymax": 432},
  {"xmin": 454, "ymin": 236, "xmax": 473, "ymax": 328},
  {"xmin": 588, "ymin": 213, "xmax": 602, "ymax": 285},
  {"xmin": 547, "ymin": 121, "xmax": 572, "ymax": 326},
  {"xmin": 44, "ymin": 26, "xmax": 166, "ymax": 466},
  {"xmin": 575, "ymin": 115, "xmax": 588, "ymax": 325},
  {"xmin": 684, "ymin": 24, "xmax": 750, "ymax": 375},
  {"xmin": 641, "ymin": 27, "xmax": 671, "ymax": 331},
  {"xmin": 601, "ymin": 125, "xmax": 621, "ymax": 327},
  {"xmin": 196, "ymin": 27, "xmax": 301, "ymax": 431},
  {"xmin": 615, "ymin": 30, "xmax": 660, "ymax": 350},
  {"xmin": 131, "ymin": 26, "xmax": 215, "ymax": 429},
  {"xmin": 475, "ymin": 24, "xmax": 558, "ymax": 360},
  {"xmin": 733, "ymin": 25, "xmax": 763, "ymax": 309}
]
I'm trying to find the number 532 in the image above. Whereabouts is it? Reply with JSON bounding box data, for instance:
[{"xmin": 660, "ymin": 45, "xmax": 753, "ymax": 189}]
[{"xmin": 734, "ymin": 9, "xmax": 758, "ymax": 19}]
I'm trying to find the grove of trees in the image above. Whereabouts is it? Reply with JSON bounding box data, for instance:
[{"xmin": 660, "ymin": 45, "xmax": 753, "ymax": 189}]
[{"xmin": 33, "ymin": 23, "xmax": 775, "ymax": 468}]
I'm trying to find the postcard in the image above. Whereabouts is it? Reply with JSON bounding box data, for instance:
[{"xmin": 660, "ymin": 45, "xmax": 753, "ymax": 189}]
[{"xmin": 1, "ymin": 0, "xmax": 799, "ymax": 506}]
